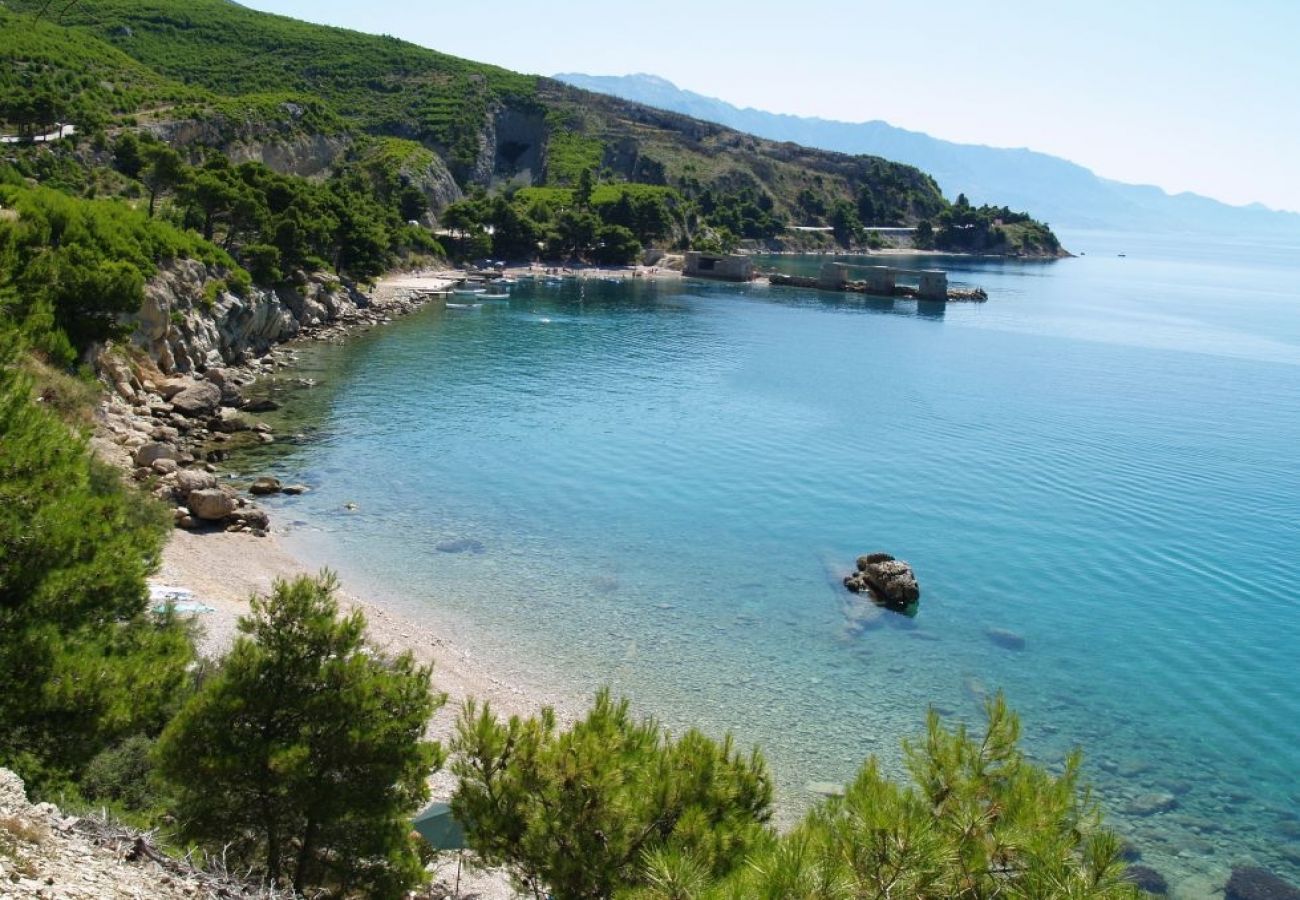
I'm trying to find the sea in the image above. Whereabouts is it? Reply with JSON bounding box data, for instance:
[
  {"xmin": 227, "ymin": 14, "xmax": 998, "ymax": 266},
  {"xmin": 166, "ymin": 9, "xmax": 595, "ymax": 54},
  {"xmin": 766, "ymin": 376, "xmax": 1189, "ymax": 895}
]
[{"xmin": 234, "ymin": 230, "xmax": 1300, "ymax": 895}]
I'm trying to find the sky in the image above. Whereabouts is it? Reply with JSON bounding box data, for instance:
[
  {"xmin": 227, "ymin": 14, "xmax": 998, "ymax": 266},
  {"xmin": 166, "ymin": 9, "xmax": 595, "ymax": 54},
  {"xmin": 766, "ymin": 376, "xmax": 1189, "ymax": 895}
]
[{"xmin": 240, "ymin": 0, "xmax": 1300, "ymax": 213}]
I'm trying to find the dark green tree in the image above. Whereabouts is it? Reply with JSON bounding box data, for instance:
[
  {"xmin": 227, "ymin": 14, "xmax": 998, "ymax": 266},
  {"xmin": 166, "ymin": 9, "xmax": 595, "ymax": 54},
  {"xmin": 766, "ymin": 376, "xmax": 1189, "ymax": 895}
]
[
  {"xmin": 829, "ymin": 201, "xmax": 864, "ymax": 249},
  {"xmin": 451, "ymin": 689, "xmax": 772, "ymax": 899},
  {"xmin": 592, "ymin": 223, "xmax": 641, "ymax": 265},
  {"xmin": 915, "ymin": 218, "xmax": 936, "ymax": 250},
  {"xmin": 0, "ymin": 330, "xmax": 194, "ymax": 791},
  {"xmin": 157, "ymin": 573, "xmax": 444, "ymax": 897},
  {"xmin": 574, "ymin": 167, "xmax": 595, "ymax": 210},
  {"xmin": 140, "ymin": 143, "xmax": 184, "ymax": 219}
]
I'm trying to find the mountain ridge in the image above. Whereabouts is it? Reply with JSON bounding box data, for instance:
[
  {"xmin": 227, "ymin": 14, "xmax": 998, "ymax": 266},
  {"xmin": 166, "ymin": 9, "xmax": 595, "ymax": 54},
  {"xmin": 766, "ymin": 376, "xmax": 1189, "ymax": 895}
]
[{"xmin": 556, "ymin": 72, "xmax": 1300, "ymax": 237}]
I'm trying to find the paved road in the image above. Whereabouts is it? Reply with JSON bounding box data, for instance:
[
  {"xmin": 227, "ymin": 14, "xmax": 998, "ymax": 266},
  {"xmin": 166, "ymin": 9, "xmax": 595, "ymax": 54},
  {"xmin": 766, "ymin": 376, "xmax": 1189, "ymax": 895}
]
[{"xmin": 0, "ymin": 123, "xmax": 77, "ymax": 144}]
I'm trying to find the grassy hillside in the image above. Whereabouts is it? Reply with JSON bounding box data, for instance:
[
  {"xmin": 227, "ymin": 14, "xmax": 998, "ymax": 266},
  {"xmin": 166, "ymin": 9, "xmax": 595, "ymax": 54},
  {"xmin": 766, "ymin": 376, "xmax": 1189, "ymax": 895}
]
[
  {"xmin": 0, "ymin": 0, "xmax": 1062, "ymax": 254},
  {"xmin": 2, "ymin": 2, "xmax": 949, "ymax": 223}
]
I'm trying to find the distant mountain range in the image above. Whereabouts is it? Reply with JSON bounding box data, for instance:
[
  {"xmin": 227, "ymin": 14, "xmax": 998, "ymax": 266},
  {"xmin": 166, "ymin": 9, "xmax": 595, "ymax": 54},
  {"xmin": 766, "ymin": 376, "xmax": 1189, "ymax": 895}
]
[{"xmin": 556, "ymin": 73, "xmax": 1300, "ymax": 237}]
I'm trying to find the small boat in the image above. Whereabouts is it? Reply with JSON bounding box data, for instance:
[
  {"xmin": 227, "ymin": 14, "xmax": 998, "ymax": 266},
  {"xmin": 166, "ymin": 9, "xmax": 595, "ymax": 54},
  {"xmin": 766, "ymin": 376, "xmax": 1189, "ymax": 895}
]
[
  {"xmin": 452, "ymin": 286, "xmax": 486, "ymax": 296},
  {"xmin": 479, "ymin": 293, "xmax": 510, "ymax": 300},
  {"xmin": 445, "ymin": 302, "xmax": 481, "ymax": 310}
]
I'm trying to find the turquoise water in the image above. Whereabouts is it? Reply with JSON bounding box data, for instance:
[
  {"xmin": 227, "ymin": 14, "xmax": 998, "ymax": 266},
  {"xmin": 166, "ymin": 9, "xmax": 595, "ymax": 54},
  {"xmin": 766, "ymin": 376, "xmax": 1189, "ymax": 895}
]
[{"xmin": 245, "ymin": 231, "xmax": 1300, "ymax": 893}]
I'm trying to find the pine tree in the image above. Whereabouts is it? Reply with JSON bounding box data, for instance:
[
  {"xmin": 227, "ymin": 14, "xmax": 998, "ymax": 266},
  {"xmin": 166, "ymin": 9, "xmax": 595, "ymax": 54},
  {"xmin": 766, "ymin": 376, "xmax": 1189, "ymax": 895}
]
[
  {"xmin": 0, "ymin": 329, "xmax": 193, "ymax": 790},
  {"xmin": 156, "ymin": 573, "xmax": 444, "ymax": 898},
  {"xmin": 451, "ymin": 689, "xmax": 772, "ymax": 899},
  {"xmin": 705, "ymin": 694, "xmax": 1138, "ymax": 900}
]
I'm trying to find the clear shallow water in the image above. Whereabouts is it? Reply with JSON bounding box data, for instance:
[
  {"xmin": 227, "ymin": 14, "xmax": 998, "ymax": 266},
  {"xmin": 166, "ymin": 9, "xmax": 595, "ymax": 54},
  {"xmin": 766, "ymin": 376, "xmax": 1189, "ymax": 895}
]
[{"xmin": 243, "ymin": 231, "xmax": 1300, "ymax": 892}]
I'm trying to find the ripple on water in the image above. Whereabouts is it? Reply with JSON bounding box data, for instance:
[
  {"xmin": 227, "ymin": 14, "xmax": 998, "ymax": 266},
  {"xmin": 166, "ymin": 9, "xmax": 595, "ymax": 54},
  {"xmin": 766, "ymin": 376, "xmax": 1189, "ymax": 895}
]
[{"xmin": 243, "ymin": 244, "xmax": 1300, "ymax": 889}]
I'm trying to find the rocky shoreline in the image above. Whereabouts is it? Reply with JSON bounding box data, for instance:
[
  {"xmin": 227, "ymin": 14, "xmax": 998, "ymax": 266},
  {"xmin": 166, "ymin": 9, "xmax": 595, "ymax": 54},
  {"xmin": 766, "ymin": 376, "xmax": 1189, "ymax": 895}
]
[{"xmin": 91, "ymin": 269, "xmax": 456, "ymax": 536}]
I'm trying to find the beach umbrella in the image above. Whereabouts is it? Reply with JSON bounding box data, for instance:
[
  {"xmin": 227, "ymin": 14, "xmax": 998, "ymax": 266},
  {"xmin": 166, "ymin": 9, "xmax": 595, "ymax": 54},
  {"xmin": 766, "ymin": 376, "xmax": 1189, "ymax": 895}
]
[
  {"xmin": 413, "ymin": 801, "xmax": 466, "ymax": 849},
  {"xmin": 413, "ymin": 801, "xmax": 467, "ymax": 896}
]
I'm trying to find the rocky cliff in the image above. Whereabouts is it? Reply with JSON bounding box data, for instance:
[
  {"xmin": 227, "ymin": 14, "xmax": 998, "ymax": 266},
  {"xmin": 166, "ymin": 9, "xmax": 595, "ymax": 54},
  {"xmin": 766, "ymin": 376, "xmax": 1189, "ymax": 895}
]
[{"xmin": 128, "ymin": 259, "xmax": 369, "ymax": 374}]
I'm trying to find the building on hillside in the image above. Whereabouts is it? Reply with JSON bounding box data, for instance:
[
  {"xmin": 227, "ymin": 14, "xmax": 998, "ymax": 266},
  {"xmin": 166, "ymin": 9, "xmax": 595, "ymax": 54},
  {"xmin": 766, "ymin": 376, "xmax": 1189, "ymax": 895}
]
[{"xmin": 684, "ymin": 251, "xmax": 754, "ymax": 282}]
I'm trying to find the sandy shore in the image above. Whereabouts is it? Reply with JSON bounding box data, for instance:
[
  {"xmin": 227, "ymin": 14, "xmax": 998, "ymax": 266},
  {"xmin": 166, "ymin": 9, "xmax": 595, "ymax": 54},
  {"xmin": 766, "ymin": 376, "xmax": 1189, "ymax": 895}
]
[{"xmin": 152, "ymin": 269, "xmax": 598, "ymax": 898}]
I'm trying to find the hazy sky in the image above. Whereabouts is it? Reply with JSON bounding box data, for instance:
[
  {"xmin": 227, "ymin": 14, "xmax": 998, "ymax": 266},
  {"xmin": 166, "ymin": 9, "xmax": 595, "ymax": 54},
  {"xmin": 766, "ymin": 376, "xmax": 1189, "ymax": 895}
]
[{"xmin": 241, "ymin": 0, "xmax": 1300, "ymax": 213}]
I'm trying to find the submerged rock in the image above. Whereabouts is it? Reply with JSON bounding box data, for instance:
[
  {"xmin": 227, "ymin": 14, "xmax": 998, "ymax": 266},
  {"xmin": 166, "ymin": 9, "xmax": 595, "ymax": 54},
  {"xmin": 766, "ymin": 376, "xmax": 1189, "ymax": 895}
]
[
  {"xmin": 844, "ymin": 553, "xmax": 920, "ymax": 611},
  {"xmin": 1125, "ymin": 792, "xmax": 1179, "ymax": 817},
  {"xmin": 436, "ymin": 537, "xmax": 485, "ymax": 554},
  {"xmin": 986, "ymin": 628, "xmax": 1026, "ymax": 651},
  {"xmin": 1226, "ymin": 867, "xmax": 1300, "ymax": 900},
  {"xmin": 1124, "ymin": 865, "xmax": 1169, "ymax": 895}
]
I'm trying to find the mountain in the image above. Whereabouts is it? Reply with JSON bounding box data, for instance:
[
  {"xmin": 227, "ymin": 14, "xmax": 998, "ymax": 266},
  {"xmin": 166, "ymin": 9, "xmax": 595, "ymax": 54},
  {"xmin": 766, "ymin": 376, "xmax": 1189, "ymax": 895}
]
[
  {"xmin": 556, "ymin": 73, "xmax": 1300, "ymax": 237},
  {"xmin": 0, "ymin": 0, "xmax": 1068, "ymax": 255}
]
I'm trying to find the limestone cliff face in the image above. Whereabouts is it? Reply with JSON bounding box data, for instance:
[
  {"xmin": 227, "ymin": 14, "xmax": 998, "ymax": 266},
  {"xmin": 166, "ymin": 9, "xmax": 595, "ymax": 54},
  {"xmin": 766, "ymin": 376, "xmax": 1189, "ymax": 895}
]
[
  {"xmin": 398, "ymin": 151, "xmax": 463, "ymax": 220},
  {"xmin": 146, "ymin": 118, "xmax": 353, "ymax": 179},
  {"xmin": 128, "ymin": 259, "xmax": 369, "ymax": 374}
]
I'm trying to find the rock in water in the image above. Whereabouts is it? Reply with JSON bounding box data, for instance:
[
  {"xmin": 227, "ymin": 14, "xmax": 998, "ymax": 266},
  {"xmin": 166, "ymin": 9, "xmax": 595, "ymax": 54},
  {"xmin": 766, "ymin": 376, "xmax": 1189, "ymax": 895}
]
[
  {"xmin": 249, "ymin": 476, "xmax": 282, "ymax": 495},
  {"xmin": 1124, "ymin": 865, "xmax": 1169, "ymax": 895},
  {"xmin": 844, "ymin": 553, "xmax": 920, "ymax": 611},
  {"xmin": 1226, "ymin": 868, "xmax": 1300, "ymax": 900}
]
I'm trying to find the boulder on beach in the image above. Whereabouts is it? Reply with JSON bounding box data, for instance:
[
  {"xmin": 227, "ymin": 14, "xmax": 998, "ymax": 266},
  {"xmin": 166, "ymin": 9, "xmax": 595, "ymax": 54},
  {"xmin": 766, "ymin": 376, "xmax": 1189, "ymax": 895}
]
[
  {"xmin": 1226, "ymin": 867, "xmax": 1300, "ymax": 900},
  {"xmin": 170, "ymin": 380, "xmax": 221, "ymax": 417},
  {"xmin": 844, "ymin": 553, "xmax": 920, "ymax": 611},
  {"xmin": 187, "ymin": 488, "xmax": 236, "ymax": 521},
  {"xmin": 174, "ymin": 469, "xmax": 216, "ymax": 498},
  {"xmin": 133, "ymin": 441, "xmax": 180, "ymax": 468}
]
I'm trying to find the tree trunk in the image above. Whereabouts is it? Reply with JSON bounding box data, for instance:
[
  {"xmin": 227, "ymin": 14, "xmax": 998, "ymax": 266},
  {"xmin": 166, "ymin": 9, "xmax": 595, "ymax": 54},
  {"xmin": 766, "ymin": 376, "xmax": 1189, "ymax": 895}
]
[{"xmin": 292, "ymin": 818, "xmax": 317, "ymax": 894}]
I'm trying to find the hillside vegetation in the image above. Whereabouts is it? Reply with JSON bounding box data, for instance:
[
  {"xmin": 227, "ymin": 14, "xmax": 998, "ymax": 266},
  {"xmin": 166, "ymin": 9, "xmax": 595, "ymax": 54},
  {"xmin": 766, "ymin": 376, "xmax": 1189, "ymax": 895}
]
[{"xmin": 1, "ymin": 0, "xmax": 1062, "ymax": 256}]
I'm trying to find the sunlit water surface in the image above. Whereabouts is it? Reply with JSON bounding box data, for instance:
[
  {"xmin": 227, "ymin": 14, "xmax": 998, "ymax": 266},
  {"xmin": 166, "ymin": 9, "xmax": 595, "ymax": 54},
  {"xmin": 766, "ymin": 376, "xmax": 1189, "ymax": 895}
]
[{"xmin": 238, "ymin": 230, "xmax": 1300, "ymax": 893}]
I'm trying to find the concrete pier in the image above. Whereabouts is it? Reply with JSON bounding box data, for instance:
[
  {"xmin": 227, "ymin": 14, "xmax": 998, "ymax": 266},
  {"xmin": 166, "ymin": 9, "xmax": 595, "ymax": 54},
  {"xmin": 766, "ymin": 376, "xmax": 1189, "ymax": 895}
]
[{"xmin": 769, "ymin": 262, "xmax": 984, "ymax": 302}]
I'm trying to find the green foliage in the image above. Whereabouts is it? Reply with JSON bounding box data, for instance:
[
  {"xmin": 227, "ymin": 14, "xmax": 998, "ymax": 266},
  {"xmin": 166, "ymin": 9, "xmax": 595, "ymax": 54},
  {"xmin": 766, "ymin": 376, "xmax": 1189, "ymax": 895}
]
[
  {"xmin": 451, "ymin": 689, "xmax": 772, "ymax": 900},
  {"xmin": 0, "ymin": 330, "xmax": 194, "ymax": 793},
  {"xmin": 14, "ymin": 0, "xmax": 539, "ymax": 170},
  {"xmin": 706, "ymin": 694, "xmax": 1137, "ymax": 900},
  {"xmin": 547, "ymin": 132, "xmax": 605, "ymax": 186},
  {"xmin": 592, "ymin": 224, "xmax": 642, "ymax": 265},
  {"xmin": 829, "ymin": 201, "xmax": 863, "ymax": 249},
  {"xmin": 0, "ymin": 7, "xmax": 200, "ymax": 134},
  {"xmin": 0, "ymin": 180, "xmax": 238, "ymax": 364},
  {"xmin": 157, "ymin": 573, "xmax": 444, "ymax": 897},
  {"xmin": 915, "ymin": 218, "xmax": 936, "ymax": 250},
  {"xmin": 933, "ymin": 198, "xmax": 1061, "ymax": 255},
  {"xmin": 80, "ymin": 734, "xmax": 170, "ymax": 817}
]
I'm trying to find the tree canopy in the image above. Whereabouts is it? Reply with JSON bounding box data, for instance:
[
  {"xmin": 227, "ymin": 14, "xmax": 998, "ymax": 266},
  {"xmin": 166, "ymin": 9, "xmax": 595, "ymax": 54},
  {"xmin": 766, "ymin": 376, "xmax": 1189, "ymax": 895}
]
[{"xmin": 157, "ymin": 573, "xmax": 445, "ymax": 897}]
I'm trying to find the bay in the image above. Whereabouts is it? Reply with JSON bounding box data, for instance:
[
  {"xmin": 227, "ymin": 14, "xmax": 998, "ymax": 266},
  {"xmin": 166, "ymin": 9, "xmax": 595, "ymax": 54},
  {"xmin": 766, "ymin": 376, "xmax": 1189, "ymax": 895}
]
[{"xmin": 241, "ymin": 230, "xmax": 1300, "ymax": 891}]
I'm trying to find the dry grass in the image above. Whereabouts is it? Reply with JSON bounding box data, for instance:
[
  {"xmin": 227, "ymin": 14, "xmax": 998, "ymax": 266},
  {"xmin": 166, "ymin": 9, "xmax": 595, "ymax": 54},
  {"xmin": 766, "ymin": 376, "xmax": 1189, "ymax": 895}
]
[{"xmin": 0, "ymin": 813, "xmax": 48, "ymax": 847}]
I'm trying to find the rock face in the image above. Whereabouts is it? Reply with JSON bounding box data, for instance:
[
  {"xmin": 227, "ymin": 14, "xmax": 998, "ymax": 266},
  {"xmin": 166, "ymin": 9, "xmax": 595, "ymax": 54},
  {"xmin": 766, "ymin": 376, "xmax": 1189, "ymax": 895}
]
[
  {"xmin": 127, "ymin": 258, "xmax": 369, "ymax": 374},
  {"xmin": 844, "ymin": 553, "xmax": 920, "ymax": 611},
  {"xmin": 0, "ymin": 766, "xmax": 270, "ymax": 898},
  {"xmin": 1226, "ymin": 868, "xmax": 1300, "ymax": 900}
]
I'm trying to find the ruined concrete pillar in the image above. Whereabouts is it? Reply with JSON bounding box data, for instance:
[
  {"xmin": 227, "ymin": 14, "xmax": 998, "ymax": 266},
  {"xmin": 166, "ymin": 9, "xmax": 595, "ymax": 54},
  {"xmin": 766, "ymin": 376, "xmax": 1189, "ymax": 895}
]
[
  {"xmin": 918, "ymin": 270, "xmax": 948, "ymax": 301},
  {"xmin": 818, "ymin": 262, "xmax": 848, "ymax": 290},
  {"xmin": 864, "ymin": 266, "xmax": 896, "ymax": 295}
]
